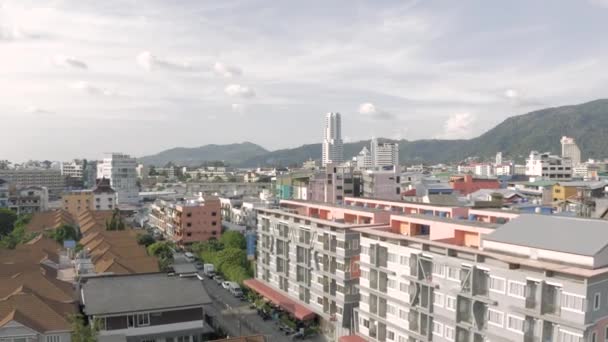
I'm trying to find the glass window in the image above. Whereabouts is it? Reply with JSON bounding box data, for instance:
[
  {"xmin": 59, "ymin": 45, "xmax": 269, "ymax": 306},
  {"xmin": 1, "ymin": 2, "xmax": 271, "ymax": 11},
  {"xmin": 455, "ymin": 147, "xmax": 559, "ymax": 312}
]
[{"xmin": 137, "ymin": 313, "xmax": 150, "ymax": 326}]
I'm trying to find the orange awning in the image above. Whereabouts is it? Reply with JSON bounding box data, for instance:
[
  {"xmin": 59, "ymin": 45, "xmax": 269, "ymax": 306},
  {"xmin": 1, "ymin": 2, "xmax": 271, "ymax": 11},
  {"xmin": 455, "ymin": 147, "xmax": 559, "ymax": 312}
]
[{"xmin": 244, "ymin": 279, "xmax": 316, "ymax": 321}]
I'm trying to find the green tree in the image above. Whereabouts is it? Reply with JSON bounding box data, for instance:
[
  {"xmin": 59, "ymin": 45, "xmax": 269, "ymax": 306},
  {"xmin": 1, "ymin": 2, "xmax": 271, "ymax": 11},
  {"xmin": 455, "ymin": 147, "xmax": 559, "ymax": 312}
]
[
  {"xmin": 147, "ymin": 241, "xmax": 175, "ymax": 271},
  {"xmin": 51, "ymin": 224, "xmax": 79, "ymax": 244},
  {"xmin": 136, "ymin": 233, "xmax": 156, "ymax": 247},
  {"xmin": 220, "ymin": 231, "xmax": 246, "ymax": 250},
  {"xmin": 149, "ymin": 166, "xmax": 158, "ymax": 176},
  {"xmin": 70, "ymin": 314, "xmax": 98, "ymax": 342},
  {"xmin": 105, "ymin": 209, "xmax": 126, "ymax": 231},
  {"xmin": 0, "ymin": 208, "xmax": 18, "ymax": 237}
]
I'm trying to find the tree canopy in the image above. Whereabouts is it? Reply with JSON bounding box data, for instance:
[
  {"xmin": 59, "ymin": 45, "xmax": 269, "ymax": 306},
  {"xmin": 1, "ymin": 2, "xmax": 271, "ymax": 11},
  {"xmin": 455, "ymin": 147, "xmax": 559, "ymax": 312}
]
[
  {"xmin": 0, "ymin": 208, "xmax": 17, "ymax": 237},
  {"xmin": 50, "ymin": 224, "xmax": 79, "ymax": 244},
  {"xmin": 219, "ymin": 231, "xmax": 246, "ymax": 250}
]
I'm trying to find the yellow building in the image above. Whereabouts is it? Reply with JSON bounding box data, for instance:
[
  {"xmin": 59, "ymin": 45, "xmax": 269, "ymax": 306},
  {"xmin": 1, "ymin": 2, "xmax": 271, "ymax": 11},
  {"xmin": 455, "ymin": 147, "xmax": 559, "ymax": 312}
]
[
  {"xmin": 62, "ymin": 191, "xmax": 94, "ymax": 217},
  {"xmin": 552, "ymin": 182, "xmax": 581, "ymax": 202},
  {"xmin": 62, "ymin": 178, "xmax": 116, "ymax": 217}
]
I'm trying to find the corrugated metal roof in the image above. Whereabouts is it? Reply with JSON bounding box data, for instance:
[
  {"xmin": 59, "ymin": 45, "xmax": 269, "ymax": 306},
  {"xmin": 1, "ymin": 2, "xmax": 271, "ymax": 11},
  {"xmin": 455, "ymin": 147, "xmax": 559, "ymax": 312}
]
[{"xmin": 484, "ymin": 214, "xmax": 608, "ymax": 256}]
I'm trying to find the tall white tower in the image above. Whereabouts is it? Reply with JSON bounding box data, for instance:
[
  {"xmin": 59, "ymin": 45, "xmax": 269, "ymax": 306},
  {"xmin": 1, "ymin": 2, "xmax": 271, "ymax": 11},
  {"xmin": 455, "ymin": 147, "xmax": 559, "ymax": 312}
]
[
  {"xmin": 371, "ymin": 137, "xmax": 399, "ymax": 168},
  {"xmin": 322, "ymin": 113, "xmax": 344, "ymax": 166},
  {"xmin": 561, "ymin": 136, "xmax": 581, "ymax": 165},
  {"xmin": 97, "ymin": 153, "xmax": 139, "ymax": 205}
]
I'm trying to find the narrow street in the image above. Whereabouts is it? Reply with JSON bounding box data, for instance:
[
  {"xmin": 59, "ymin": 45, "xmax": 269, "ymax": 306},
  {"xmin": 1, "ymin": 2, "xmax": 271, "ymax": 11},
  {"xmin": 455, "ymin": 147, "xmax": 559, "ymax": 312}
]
[{"xmin": 200, "ymin": 275, "xmax": 326, "ymax": 342}]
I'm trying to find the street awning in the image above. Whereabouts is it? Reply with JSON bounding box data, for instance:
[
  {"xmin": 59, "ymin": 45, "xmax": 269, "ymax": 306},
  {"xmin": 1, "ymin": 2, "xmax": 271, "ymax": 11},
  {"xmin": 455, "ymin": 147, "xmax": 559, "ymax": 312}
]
[
  {"xmin": 243, "ymin": 279, "xmax": 316, "ymax": 321},
  {"xmin": 339, "ymin": 335, "xmax": 367, "ymax": 342}
]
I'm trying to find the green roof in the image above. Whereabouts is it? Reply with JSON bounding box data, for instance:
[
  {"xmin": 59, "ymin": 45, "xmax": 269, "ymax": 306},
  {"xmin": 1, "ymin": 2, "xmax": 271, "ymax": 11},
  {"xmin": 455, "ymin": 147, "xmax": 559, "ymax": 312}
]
[{"xmin": 522, "ymin": 180, "xmax": 557, "ymax": 187}]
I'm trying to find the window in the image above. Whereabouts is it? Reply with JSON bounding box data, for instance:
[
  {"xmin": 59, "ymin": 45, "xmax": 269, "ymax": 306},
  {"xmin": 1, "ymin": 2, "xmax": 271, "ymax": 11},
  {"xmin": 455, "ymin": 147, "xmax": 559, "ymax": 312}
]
[
  {"xmin": 212, "ymin": 212, "xmax": 217, "ymax": 216},
  {"xmin": 400, "ymin": 255, "xmax": 409, "ymax": 266},
  {"xmin": 46, "ymin": 336, "xmax": 61, "ymax": 342},
  {"xmin": 591, "ymin": 332, "xmax": 597, "ymax": 342},
  {"xmin": 399, "ymin": 282, "xmax": 408, "ymax": 293},
  {"xmin": 388, "ymin": 253, "xmax": 398, "ymax": 263},
  {"xmin": 444, "ymin": 325, "xmax": 455, "ymax": 341},
  {"xmin": 388, "ymin": 279, "xmax": 397, "ymax": 289},
  {"xmin": 186, "ymin": 222, "xmax": 192, "ymax": 227},
  {"xmin": 387, "ymin": 331, "xmax": 395, "ymax": 341},
  {"xmin": 433, "ymin": 291, "xmax": 444, "ymax": 308},
  {"xmin": 127, "ymin": 315, "xmax": 135, "ymax": 328},
  {"xmin": 432, "ymin": 263, "xmax": 445, "ymax": 278},
  {"xmin": 361, "ymin": 270, "xmax": 369, "ymax": 279},
  {"xmin": 594, "ymin": 293, "xmax": 601, "ymax": 311},
  {"xmin": 605, "ymin": 327, "xmax": 608, "ymax": 342},
  {"xmin": 361, "ymin": 246, "xmax": 369, "ymax": 255},
  {"xmin": 489, "ymin": 276, "xmax": 506, "ymax": 294},
  {"xmin": 488, "ymin": 309, "xmax": 504, "ymax": 327},
  {"xmin": 186, "ymin": 212, "xmax": 192, "ymax": 217},
  {"xmin": 508, "ymin": 281, "xmax": 526, "ymax": 299},
  {"xmin": 137, "ymin": 313, "xmax": 150, "ymax": 326},
  {"xmin": 363, "ymin": 319, "xmax": 369, "ymax": 328},
  {"xmin": 558, "ymin": 329, "xmax": 583, "ymax": 342},
  {"xmin": 317, "ymin": 297, "xmax": 323, "ymax": 305},
  {"xmin": 432, "ymin": 321, "xmax": 444, "ymax": 337},
  {"xmin": 399, "ymin": 309, "xmax": 407, "ymax": 320},
  {"xmin": 446, "ymin": 295, "xmax": 456, "ymax": 311},
  {"xmin": 447, "ymin": 267, "xmax": 460, "ymax": 281},
  {"xmin": 507, "ymin": 315, "xmax": 524, "ymax": 334},
  {"xmin": 561, "ymin": 292, "xmax": 586, "ymax": 312},
  {"xmin": 387, "ymin": 304, "xmax": 397, "ymax": 315},
  {"xmin": 212, "ymin": 221, "xmax": 217, "ymax": 226}
]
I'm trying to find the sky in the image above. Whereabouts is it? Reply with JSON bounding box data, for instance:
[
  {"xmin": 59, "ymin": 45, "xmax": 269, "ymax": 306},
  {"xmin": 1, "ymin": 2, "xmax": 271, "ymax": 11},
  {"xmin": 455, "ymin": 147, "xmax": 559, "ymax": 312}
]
[{"xmin": 1, "ymin": 0, "xmax": 608, "ymax": 162}]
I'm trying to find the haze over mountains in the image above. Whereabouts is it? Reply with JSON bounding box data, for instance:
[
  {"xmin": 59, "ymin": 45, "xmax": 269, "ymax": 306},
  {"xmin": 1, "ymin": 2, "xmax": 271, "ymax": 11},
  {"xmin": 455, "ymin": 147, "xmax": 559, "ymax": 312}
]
[{"xmin": 139, "ymin": 99, "xmax": 608, "ymax": 167}]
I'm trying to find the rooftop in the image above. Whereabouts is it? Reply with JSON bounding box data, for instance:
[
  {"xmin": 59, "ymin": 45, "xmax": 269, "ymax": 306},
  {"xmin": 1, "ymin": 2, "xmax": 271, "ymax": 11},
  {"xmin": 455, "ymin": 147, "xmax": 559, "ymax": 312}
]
[
  {"xmin": 484, "ymin": 214, "xmax": 608, "ymax": 256},
  {"xmin": 81, "ymin": 273, "xmax": 212, "ymax": 315}
]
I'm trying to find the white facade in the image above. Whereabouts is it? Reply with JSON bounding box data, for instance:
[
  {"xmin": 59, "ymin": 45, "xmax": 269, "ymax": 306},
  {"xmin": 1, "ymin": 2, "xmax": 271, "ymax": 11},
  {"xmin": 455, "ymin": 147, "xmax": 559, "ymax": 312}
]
[
  {"xmin": 371, "ymin": 138, "xmax": 399, "ymax": 168},
  {"xmin": 495, "ymin": 163, "xmax": 514, "ymax": 176},
  {"xmin": 355, "ymin": 146, "xmax": 372, "ymax": 169},
  {"xmin": 495, "ymin": 152, "xmax": 503, "ymax": 165},
  {"xmin": 561, "ymin": 136, "xmax": 582, "ymax": 165},
  {"xmin": 97, "ymin": 153, "xmax": 139, "ymax": 205},
  {"xmin": 474, "ymin": 163, "xmax": 494, "ymax": 177},
  {"xmin": 60, "ymin": 161, "xmax": 83, "ymax": 178},
  {"xmin": 525, "ymin": 151, "xmax": 573, "ymax": 180},
  {"xmin": 322, "ymin": 112, "xmax": 344, "ymax": 166}
]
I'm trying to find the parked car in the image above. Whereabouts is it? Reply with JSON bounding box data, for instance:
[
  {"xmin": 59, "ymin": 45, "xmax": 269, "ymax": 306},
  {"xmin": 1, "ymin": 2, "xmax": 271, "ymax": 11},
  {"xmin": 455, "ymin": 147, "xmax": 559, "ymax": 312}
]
[
  {"xmin": 213, "ymin": 275, "xmax": 224, "ymax": 284},
  {"xmin": 227, "ymin": 282, "xmax": 243, "ymax": 297},
  {"xmin": 221, "ymin": 281, "xmax": 231, "ymax": 290},
  {"xmin": 194, "ymin": 262, "xmax": 204, "ymax": 270},
  {"xmin": 184, "ymin": 252, "xmax": 195, "ymax": 262}
]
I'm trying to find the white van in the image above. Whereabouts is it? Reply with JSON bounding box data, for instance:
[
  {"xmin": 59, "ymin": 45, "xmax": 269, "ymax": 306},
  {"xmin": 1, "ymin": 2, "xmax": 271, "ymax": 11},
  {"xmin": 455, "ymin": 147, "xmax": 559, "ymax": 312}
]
[
  {"xmin": 184, "ymin": 252, "xmax": 195, "ymax": 262},
  {"xmin": 228, "ymin": 282, "xmax": 243, "ymax": 297}
]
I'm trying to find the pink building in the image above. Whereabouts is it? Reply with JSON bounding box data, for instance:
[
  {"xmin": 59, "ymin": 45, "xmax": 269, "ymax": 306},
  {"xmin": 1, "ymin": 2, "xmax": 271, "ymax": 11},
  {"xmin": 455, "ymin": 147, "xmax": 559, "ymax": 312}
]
[{"xmin": 149, "ymin": 196, "xmax": 221, "ymax": 245}]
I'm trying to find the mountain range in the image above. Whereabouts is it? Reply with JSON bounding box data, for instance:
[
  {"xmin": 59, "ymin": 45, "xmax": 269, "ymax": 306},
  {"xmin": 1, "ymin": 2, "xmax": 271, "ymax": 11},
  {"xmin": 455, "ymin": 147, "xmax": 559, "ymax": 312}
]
[{"xmin": 139, "ymin": 99, "xmax": 608, "ymax": 167}]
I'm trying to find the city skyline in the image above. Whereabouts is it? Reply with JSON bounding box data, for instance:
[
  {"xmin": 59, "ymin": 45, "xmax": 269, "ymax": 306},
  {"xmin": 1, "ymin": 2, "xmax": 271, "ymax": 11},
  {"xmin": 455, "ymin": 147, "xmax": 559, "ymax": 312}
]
[{"xmin": 2, "ymin": 0, "xmax": 608, "ymax": 161}]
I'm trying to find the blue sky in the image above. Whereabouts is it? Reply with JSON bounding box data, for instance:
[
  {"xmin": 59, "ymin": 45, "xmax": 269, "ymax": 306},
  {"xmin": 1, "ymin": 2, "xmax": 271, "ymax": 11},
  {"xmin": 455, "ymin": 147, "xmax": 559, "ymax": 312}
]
[{"xmin": 1, "ymin": 0, "xmax": 608, "ymax": 161}]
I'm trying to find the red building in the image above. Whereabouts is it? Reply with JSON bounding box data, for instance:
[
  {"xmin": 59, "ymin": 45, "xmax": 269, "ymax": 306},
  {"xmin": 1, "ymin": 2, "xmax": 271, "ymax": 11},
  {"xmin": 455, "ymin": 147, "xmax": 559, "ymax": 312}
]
[{"xmin": 448, "ymin": 174, "xmax": 501, "ymax": 195}]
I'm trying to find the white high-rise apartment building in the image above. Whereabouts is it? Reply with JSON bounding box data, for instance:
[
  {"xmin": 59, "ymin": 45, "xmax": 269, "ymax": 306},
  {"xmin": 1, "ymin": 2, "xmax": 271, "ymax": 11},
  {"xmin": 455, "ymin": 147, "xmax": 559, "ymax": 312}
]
[
  {"xmin": 97, "ymin": 153, "xmax": 139, "ymax": 205},
  {"xmin": 561, "ymin": 136, "xmax": 582, "ymax": 165},
  {"xmin": 322, "ymin": 113, "xmax": 344, "ymax": 166},
  {"xmin": 525, "ymin": 150, "xmax": 572, "ymax": 180},
  {"xmin": 371, "ymin": 138, "xmax": 399, "ymax": 168},
  {"xmin": 61, "ymin": 160, "xmax": 84, "ymax": 178}
]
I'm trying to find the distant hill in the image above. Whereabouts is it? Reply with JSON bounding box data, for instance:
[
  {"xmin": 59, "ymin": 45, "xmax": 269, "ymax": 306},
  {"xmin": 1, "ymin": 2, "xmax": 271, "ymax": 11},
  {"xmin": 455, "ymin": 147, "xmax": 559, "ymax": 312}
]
[
  {"xmin": 241, "ymin": 99, "xmax": 608, "ymax": 166},
  {"xmin": 141, "ymin": 99, "xmax": 608, "ymax": 167},
  {"xmin": 139, "ymin": 142, "xmax": 269, "ymax": 166}
]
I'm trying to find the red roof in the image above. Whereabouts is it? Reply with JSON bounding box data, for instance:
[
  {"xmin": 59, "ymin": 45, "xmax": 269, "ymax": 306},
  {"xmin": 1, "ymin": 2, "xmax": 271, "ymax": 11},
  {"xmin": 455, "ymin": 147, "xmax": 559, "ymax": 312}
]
[
  {"xmin": 244, "ymin": 279, "xmax": 315, "ymax": 321},
  {"xmin": 339, "ymin": 335, "xmax": 367, "ymax": 342}
]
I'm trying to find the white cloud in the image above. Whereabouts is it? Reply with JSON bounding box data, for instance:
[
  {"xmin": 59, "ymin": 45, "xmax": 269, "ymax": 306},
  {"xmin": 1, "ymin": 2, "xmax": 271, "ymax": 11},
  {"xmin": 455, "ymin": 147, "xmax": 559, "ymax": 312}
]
[
  {"xmin": 214, "ymin": 62, "xmax": 243, "ymax": 78},
  {"xmin": 358, "ymin": 102, "xmax": 394, "ymax": 120},
  {"xmin": 589, "ymin": 0, "xmax": 608, "ymax": 8},
  {"xmin": 70, "ymin": 81, "xmax": 114, "ymax": 96},
  {"xmin": 225, "ymin": 84, "xmax": 255, "ymax": 98},
  {"xmin": 231, "ymin": 103, "xmax": 245, "ymax": 113},
  {"xmin": 24, "ymin": 106, "xmax": 53, "ymax": 114},
  {"xmin": 504, "ymin": 89, "xmax": 519, "ymax": 99},
  {"xmin": 439, "ymin": 112, "xmax": 476, "ymax": 139},
  {"xmin": 136, "ymin": 51, "xmax": 191, "ymax": 71},
  {"xmin": 53, "ymin": 55, "xmax": 88, "ymax": 69}
]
